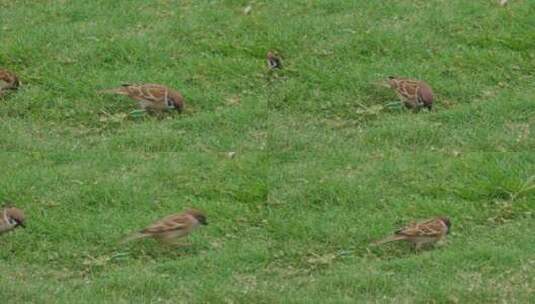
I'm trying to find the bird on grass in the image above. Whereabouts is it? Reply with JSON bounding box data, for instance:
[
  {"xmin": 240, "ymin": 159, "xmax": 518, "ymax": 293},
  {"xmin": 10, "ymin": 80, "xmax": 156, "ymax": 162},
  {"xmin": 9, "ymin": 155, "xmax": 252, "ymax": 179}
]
[
  {"xmin": 0, "ymin": 204, "xmax": 26, "ymax": 235},
  {"xmin": 99, "ymin": 83, "xmax": 185, "ymax": 113},
  {"xmin": 267, "ymin": 51, "xmax": 282, "ymax": 70},
  {"xmin": 122, "ymin": 209, "xmax": 207, "ymax": 246},
  {"xmin": 373, "ymin": 216, "xmax": 451, "ymax": 250},
  {"xmin": 0, "ymin": 69, "xmax": 20, "ymax": 97},
  {"xmin": 386, "ymin": 76, "xmax": 434, "ymax": 111}
]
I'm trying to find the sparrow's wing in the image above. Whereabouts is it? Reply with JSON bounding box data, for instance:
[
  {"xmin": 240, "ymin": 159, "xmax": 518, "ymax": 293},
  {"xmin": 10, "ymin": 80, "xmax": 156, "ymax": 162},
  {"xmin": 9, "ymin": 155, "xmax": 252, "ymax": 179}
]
[
  {"xmin": 397, "ymin": 80, "xmax": 419, "ymax": 100},
  {"xmin": 0, "ymin": 70, "xmax": 18, "ymax": 89},
  {"xmin": 100, "ymin": 84, "xmax": 166, "ymax": 103},
  {"xmin": 99, "ymin": 84, "xmax": 140, "ymax": 96},
  {"xmin": 137, "ymin": 84, "xmax": 167, "ymax": 103},
  {"xmin": 141, "ymin": 214, "xmax": 190, "ymax": 234},
  {"xmin": 397, "ymin": 218, "xmax": 444, "ymax": 237},
  {"xmin": 420, "ymin": 219, "xmax": 448, "ymax": 236}
]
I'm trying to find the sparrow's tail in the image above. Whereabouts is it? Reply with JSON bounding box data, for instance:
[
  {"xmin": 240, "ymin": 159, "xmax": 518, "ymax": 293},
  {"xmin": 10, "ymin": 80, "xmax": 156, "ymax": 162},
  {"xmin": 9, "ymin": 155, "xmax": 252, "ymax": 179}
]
[
  {"xmin": 120, "ymin": 231, "xmax": 148, "ymax": 244},
  {"xmin": 372, "ymin": 235, "xmax": 406, "ymax": 246},
  {"xmin": 98, "ymin": 87, "xmax": 129, "ymax": 95},
  {"xmin": 372, "ymin": 80, "xmax": 391, "ymax": 88}
]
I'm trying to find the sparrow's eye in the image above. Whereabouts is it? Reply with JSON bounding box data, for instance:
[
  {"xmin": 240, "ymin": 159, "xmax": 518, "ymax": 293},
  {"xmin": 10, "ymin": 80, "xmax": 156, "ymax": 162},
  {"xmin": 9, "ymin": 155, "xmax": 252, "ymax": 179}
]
[
  {"xmin": 8, "ymin": 218, "xmax": 17, "ymax": 225},
  {"xmin": 199, "ymin": 216, "xmax": 208, "ymax": 225},
  {"xmin": 166, "ymin": 98, "xmax": 175, "ymax": 108}
]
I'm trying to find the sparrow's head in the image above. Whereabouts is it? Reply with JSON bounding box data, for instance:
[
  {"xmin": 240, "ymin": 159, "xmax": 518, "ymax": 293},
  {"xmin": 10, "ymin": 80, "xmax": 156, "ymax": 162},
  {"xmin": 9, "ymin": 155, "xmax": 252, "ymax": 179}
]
[
  {"xmin": 186, "ymin": 208, "xmax": 208, "ymax": 226},
  {"xmin": 6, "ymin": 207, "xmax": 25, "ymax": 228},
  {"xmin": 417, "ymin": 82, "xmax": 434, "ymax": 108},
  {"xmin": 266, "ymin": 51, "xmax": 282, "ymax": 69},
  {"xmin": 12, "ymin": 76, "xmax": 20, "ymax": 88},
  {"xmin": 167, "ymin": 93, "xmax": 185, "ymax": 113},
  {"xmin": 440, "ymin": 217, "xmax": 451, "ymax": 233},
  {"xmin": 387, "ymin": 76, "xmax": 399, "ymax": 88}
]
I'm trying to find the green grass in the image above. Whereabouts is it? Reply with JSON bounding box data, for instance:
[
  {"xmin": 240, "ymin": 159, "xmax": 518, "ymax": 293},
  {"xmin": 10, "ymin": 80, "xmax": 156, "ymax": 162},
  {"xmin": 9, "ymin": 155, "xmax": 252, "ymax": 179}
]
[{"xmin": 1, "ymin": 0, "xmax": 534, "ymax": 302}]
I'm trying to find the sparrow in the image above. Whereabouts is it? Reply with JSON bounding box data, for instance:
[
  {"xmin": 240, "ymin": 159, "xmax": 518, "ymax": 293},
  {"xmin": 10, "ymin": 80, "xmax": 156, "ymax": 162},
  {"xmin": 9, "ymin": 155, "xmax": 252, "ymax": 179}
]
[
  {"xmin": 0, "ymin": 69, "xmax": 20, "ymax": 97},
  {"xmin": 122, "ymin": 208, "xmax": 207, "ymax": 245},
  {"xmin": 0, "ymin": 206, "xmax": 26, "ymax": 235},
  {"xmin": 387, "ymin": 76, "xmax": 434, "ymax": 111},
  {"xmin": 373, "ymin": 217, "xmax": 451, "ymax": 250},
  {"xmin": 267, "ymin": 51, "xmax": 282, "ymax": 70},
  {"xmin": 100, "ymin": 83, "xmax": 185, "ymax": 112}
]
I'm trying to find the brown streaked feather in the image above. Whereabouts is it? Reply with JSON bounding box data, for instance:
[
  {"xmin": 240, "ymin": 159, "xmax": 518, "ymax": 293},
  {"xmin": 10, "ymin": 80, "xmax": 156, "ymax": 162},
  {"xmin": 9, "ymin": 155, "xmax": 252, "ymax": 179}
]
[
  {"xmin": 373, "ymin": 217, "xmax": 450, "ymax": 248},
  {"xmin": 109, "ymin": 84, "xmax": 167, "ymax": 101},
  {"xmin": 141, "ymin": 214, "xmax": 190, "ymax": 234},
  {"xmin": 396, "ymin": 218, "xmax": 446, "ymax": 238},
  {"xmin": 121, "ymin": 209, "xmax": 205, "ymax": 244},
  {"xmin": 387, "ymin": 76, "xmax": 433, "ymax": 110},
  {"xmin": 100, "ymin": 83, "xmax": 185, "ymax": 112},
  {"xmin": 0, "ymin": 69, "xmax": 20, "ymax": 97}
]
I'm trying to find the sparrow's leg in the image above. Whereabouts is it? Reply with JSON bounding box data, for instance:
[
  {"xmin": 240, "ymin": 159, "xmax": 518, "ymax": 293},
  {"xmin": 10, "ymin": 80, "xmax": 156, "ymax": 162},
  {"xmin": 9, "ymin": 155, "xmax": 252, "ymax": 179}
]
[
  {"xmin": 138, "ymin": 101, "xmax": 149, "ymax": 110},
  {"xmin": 412, "ymin": 241, "xmax": 424, "ymax": 251},
  {"xmin": 402, "ymin": 100, "xmax": 414, "ymax": 111}
]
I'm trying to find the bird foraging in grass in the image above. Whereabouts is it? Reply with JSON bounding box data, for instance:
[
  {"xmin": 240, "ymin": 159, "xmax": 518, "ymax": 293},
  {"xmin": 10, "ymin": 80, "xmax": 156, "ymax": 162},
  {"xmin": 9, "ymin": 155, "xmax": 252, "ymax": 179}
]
[
  {"xmin": 373, "ymin": 217, "xmax": 451, "ymax": 250},
  {"xmin": 386, "ymin": 76, "xmax": 434, "ymax": 111},
  {"xmin": 0, "ymin": 204, "xmax": 26, "ymax": 235},
  {"xmin": 99, "ymin": 83, "xmax": 185, "ymax": 113},
  {"xmin": 0, "ymin": 69, "xmax": 20, "ymax": 97},
  {"xmin": 122, "ymin": 209, "xmax": 207, "ymax": 245},
  {"xmin": 267, "ymin": 51, "xmax": 282, "ymax": 70}
]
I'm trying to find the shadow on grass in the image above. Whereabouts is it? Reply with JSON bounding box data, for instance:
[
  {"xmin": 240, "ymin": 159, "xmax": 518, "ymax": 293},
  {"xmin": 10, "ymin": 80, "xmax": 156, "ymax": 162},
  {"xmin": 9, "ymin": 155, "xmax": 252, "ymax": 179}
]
[{"xmin": 365, "ymin": 241, "xmax": 451, "ymax": 260}]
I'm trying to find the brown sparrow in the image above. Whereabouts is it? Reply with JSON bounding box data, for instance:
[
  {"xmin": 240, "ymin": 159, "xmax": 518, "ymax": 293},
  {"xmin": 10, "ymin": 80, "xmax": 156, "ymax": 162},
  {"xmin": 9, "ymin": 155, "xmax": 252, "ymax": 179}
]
[
  {"xmin": 387, "ymin": 76, "xmax": 434, "ymax": 111},
  {"xmin": 0, "ymin": 69, "xmax": 20, "ymax": 96},
  {"xmin": 122, "ymin": 208, "xmax": 207, "ymax": 244},
  {"xmin": 267, "ymin": 51, "xmax": 282, "ymax": 70},
  {"xmin": 100, "ymin": 83, "xmax": 185, "ymax": 112},
  {"xmin": 373, "ymin": 217, "xmax": 451, "ymax": 250},
  {"xmin": 0, "ymin": 206, "xmax": 26, "ymax": 235}
]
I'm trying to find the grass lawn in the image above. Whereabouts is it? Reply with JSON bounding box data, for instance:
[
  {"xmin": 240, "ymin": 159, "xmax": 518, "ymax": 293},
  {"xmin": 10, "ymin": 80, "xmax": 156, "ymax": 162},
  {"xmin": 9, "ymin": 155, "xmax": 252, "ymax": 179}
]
[{"xmin": 1, "ymin": 0, "xmax": 534, "ymax": 302}]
